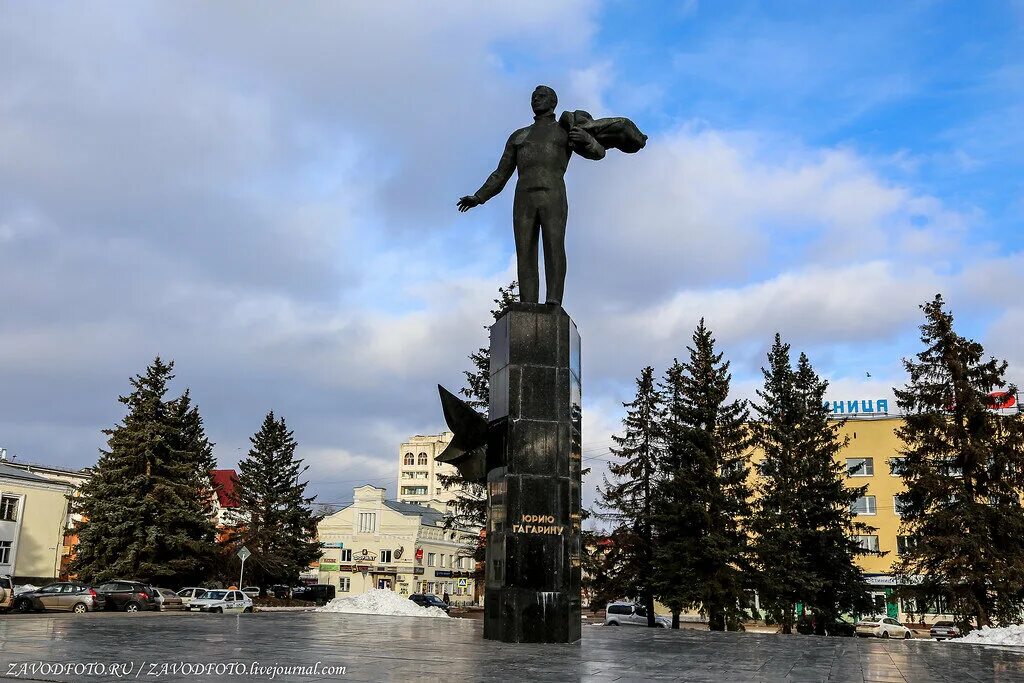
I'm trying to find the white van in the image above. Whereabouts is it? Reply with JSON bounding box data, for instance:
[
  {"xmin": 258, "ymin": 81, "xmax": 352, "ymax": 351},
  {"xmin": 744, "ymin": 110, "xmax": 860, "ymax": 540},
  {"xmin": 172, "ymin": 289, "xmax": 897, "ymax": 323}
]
[{"xmin": 605, "ymin": 602, "xmax": 670, "ymax": 628}]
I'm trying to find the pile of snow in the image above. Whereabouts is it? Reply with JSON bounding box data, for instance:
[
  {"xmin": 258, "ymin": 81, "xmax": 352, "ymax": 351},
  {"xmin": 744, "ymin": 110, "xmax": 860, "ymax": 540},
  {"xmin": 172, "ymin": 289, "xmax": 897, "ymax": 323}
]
[
  {"xmin": 14, "ymin": 584, "xmax": 38, "ymax": 596},
  {"xmin": 316, "ymin": 589, "xmax": 449, "ymax": 618},
  {"xmin": 957, "ymin": 625, "xmax": 1024, "ymax": 647}
]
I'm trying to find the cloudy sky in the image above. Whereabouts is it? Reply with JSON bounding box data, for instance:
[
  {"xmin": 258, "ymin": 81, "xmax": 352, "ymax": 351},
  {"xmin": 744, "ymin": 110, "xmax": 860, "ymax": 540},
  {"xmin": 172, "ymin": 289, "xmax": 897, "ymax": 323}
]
[{"xmin": 2, "ymin": 1, "xmax": 1022, "ymax": 511}]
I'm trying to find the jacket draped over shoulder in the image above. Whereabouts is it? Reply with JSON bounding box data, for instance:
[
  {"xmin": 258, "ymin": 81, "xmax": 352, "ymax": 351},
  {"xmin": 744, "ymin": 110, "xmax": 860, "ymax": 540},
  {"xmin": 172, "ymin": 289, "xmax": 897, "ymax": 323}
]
[{"xmin": 559, "ymin": 110, "xmax": 648, "ymax": 154}]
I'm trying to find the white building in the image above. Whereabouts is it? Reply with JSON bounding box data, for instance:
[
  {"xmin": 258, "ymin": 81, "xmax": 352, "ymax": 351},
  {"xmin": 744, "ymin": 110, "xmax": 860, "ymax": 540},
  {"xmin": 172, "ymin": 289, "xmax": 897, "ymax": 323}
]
[
  {"xmin": 316, "ymin": 485, "xmax": 479, "ymax": 605},
  {"xmin": 397, "ymin": 432, "xmax": 457, "ymax": 508}
]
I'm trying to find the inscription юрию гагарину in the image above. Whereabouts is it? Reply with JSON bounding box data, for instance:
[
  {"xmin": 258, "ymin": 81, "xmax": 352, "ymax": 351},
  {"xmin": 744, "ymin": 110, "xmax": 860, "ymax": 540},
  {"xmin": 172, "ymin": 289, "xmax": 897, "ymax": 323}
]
[{"xmin": 512, "ymin": 514, "xmax": 565, "ymax": 535}]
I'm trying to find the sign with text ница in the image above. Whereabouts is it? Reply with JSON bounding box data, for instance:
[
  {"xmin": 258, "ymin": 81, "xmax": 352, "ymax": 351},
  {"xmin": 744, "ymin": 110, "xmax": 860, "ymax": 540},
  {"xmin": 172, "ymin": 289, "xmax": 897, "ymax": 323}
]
[{"xmin": 826, "ymin": 399, "xmax": 889, "ymax": 415}]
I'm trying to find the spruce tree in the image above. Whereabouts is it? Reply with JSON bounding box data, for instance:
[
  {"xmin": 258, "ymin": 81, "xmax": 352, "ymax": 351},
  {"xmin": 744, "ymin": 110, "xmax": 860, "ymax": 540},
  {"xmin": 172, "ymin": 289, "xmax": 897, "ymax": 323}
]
[
  {"xmin": 588, "ymin": 525, "xmax": 639, "ymax": 613},
  {"xmin": 749, "ymin": 337, "xmax": 873, "ymax": 633},
  {"xmin": 437, "ymin": 282, "xmax": 517, "ymax": 565},
  {"xmin": 170, "ymin": 389, "xmax": 220, "ymax": 529},
  {"xmin": 229, "ymin": 412, "xmax": 323, "ymax": 588},
  {"xmin": 895, "ymin": 294, "xmax": 1024, "ymax": 628},
  {"xmin": 653, "ymin": 320, "xmax": 752, "ymax": 630},
  {"xmin": 598, "ymin": 366, "xmax": 662, "ymax": 626},
  {"xmin": 71, "ymin": 358, "xmax": 219, "ymax": 585}
]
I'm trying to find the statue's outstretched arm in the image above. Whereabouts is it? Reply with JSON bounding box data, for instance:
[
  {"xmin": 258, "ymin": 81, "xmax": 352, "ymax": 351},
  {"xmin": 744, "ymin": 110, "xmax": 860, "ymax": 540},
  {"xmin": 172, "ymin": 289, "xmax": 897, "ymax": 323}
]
[{"xmin": 473, "ymin": 133, "xmax": 517, "ymax": 203}]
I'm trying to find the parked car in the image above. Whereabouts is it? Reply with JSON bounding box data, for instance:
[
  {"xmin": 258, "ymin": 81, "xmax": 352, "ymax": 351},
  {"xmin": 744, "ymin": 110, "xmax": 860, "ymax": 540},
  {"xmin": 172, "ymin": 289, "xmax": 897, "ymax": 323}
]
[
  {"xmin": 96, "ymin": 580, "xmax": 158, "ymax": 612},
  {"xmin": 241, "ymin": 586, "xmax": 261, "ymax": 599},
  {"xmin": 176, "ymin": 587, "xmax": 208, "ymax": 606},
  {"xmin": 856, "ymin": 616, "xmax": 913, "ymax": 639},
  {"xmin": 154, "ymin": 588, "xmax": 184, "ymax": 611},
  {"xmin": 604, "ymin": 602, "xmax": 671, "ymax": 628},
  {"xmin": 930, "ymin": 620, "xmax": 963, "ymax": 640},
  {"xmin": 270, "ymin": 585, "xmax": 292, "ymax": 599},
  {"xmin": 188, "ymin": 589, "xmax": 253, "ymax": 613},
  {"xmin": 797, "ymin": 614, "xmax": 857, "ymax": 637},
  {"xmin": 12, "ymin": 582, "xmax": 107, "ymax": 614},
  {"xmin": 0, "ymin": 575, "xmax": 12, "ymax": 613},
  {"xmin": 291, "ymin": 584, "xmax": 336, "ymax": 606},
  {"xmin": 409, "ymin": 593, "xmax": 450, "ymax": 614}
]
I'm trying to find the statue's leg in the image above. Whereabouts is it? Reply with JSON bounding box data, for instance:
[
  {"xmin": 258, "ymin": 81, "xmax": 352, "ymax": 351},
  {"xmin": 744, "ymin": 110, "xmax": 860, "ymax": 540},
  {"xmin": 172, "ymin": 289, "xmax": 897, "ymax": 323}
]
[
  {"xmin": 513, "ymin": 191, "xmax": 541, "ymax": 304},
  {"xmin": 539, "ymin": 191, "xmax": 568, "ymax": 306}
]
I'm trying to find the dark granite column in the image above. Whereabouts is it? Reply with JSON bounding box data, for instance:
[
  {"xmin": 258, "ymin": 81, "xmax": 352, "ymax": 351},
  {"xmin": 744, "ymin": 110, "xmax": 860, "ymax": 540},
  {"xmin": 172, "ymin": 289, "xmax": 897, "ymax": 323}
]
[{"xmin": 483, "ymin": 302, "xmax": 582, "ymax": 643}]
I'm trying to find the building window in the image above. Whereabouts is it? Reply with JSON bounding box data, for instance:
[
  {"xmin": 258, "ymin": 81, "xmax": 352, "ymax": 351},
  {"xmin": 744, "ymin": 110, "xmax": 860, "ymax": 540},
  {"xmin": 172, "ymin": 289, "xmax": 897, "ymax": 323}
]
[
  {"xmin": 938, "ymin": 458, "xmax": 963, "ymax": 478},
  {"xmin": 427, "ymin": 553, "xmax": 436, "ymax": 567},
  {"xmin": 401, "ymin": 486, "xmax": 428, "ymax": 496},
  {"xmin": 889, "ymin": 457, "xmax": 907, "ymax": 476},
  {"xmin": 380, "ymin": 549, "xmax": 392, "ymax": 564},
  {"xmin": 340, "ymin": 549, "xmax": 352, "ymax": 562},
  {"xmin": 0, "ymin": 540, "xmax": 10, "ymax": 564},
  {"xmin": 404, "ymin": 453, "xmax": 415, "ymax": 466},
  {"xmin": 894, "ymin": 494, "xmax": 911, "ymax": 517},
  {"xmin": 897, "ymin": 536, "xmax": 919, "ymax": 556},
  {"xmin": 851, "ymin": 496, "xmax": 876, "ymax": 516},
  {"xmin": 339, "ymin": 577, "xmax": 351, "ymax": 592},
  {"xmin": 846, "ymin": 458, "xmax": 874, "ymax": 477},
  {"xmin": 358, "ymin": 512, "xmax": 377, "ymax": 533},
  {"xmin": 852, "ymin": 535, "xmax": 879, "ymax": 552},
  {"xmin": 440, "ymin": 554, "xmax": 448, "ymax": 568},
  {"xmin": 924, "ymin": 594, "xmax": 950, "ymax": 614},
  {"xmin": 417, "ymin": 452, "xmax": 428, "ymax": 466},
  {"xmin": 0, "ymin": 496, "xmax": 18, "ymax": 522}
]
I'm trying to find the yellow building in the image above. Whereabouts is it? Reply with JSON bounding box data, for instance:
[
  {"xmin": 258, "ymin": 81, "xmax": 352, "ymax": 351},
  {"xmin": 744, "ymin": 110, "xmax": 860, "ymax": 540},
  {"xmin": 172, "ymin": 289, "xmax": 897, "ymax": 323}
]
[
  {"xmin": 0, "ymin": 462, "xmax": 78, "ymax": 583},
  {"xmin": 655, "ymin": 410, "xmax": 947, "ymax": 623},
  {"xmin": 747, "ymin": 412, "xmax": 953, "ymax": 623},
  {"xmin": 316, "ymin": 485, "xmax": 480, "ymax": 606},
  {"xmin": 832, "ymin": 415, "xmax": 907, "ymax": 575}
]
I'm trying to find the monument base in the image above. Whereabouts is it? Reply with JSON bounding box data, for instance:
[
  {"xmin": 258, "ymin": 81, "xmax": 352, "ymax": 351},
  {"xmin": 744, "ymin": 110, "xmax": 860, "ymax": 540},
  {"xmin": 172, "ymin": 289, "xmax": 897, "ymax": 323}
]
[{"xmin": 483, "ymin": 303, "xmax": 582, "ymax": 643}]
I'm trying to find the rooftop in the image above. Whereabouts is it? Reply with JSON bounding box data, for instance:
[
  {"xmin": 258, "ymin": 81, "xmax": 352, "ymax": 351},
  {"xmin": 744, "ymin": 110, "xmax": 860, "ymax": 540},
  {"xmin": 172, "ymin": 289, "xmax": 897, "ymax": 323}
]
[
  {"xmin": 0, "ymin": 461, "xmax": 67, "ymax": 484},
  {"xmin": 382, "ymin": 499, "xmax": 446, "ymax": 526},
  {"xmin": 210, "ymin": 469, "xmax": 240, "ymax": 508}
]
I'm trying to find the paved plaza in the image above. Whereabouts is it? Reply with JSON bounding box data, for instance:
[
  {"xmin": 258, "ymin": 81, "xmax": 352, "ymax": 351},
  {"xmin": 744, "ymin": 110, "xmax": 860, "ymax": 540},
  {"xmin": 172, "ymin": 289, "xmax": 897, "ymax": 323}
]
[{"xmin": 1, "ymin": 612, "xmax": 1023, "ymax": 682}]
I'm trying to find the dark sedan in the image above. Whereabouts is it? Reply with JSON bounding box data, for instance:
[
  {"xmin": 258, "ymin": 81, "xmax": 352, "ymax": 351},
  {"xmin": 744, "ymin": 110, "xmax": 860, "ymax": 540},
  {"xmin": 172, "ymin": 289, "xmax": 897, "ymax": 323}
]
[
  {"xmin": 12, "ymin": 582, "xmax": 107, "ymax": 613},
  {"xmin": 408, "ymin": 593, "xmax": 450, "ymax": 614}
]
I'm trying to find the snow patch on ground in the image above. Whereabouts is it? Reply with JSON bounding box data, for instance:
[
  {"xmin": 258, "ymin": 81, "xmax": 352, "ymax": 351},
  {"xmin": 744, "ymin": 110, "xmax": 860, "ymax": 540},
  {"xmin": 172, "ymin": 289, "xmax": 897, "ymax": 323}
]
[
  {"xmin": 14, "ymin": 584, "xmax": 38, "ymax": 595},
  {"xmin": 957, "ymin": 625, "xmax": 1024, "ymax": 647},
  {"xmin": 317, "ymin": 589, "xmax": 449, "ymax": 618}
]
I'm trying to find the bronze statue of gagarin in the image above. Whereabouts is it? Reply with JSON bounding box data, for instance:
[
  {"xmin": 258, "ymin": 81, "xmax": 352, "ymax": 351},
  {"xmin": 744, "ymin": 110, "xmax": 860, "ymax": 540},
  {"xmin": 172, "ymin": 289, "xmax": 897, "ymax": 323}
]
[{"xmin": 458, "ymin": 85, "xmax": 646, "ymax": 306}]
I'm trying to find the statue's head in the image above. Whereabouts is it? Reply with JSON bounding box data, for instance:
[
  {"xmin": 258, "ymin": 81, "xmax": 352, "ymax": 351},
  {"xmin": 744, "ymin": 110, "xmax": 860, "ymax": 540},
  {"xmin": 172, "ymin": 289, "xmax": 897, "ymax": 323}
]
[{"xmin": 531, "ymin": 86, "xmax": 557, "ymax": 116}]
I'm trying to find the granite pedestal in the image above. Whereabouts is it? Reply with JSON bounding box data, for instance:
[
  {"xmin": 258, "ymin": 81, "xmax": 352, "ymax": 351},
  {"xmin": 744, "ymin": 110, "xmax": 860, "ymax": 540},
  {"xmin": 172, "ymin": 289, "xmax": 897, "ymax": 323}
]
[{"xmin": 483, "ymin": 302, "xmax": 582, "ymax": 643}]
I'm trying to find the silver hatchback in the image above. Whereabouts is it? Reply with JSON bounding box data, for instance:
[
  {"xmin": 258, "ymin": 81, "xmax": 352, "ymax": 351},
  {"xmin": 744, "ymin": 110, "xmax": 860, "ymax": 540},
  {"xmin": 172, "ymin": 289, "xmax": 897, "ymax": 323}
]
[{"xmin": 13, "ymin": 582, "xmax": 106, "ymax": 613}]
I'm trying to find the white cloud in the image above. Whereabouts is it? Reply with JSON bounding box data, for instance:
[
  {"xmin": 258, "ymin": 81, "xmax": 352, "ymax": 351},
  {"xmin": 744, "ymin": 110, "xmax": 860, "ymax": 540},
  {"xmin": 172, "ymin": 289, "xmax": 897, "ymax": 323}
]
[{"xmin": 1, "ymin": 1, "xmax": 1020, "ymax": 505}]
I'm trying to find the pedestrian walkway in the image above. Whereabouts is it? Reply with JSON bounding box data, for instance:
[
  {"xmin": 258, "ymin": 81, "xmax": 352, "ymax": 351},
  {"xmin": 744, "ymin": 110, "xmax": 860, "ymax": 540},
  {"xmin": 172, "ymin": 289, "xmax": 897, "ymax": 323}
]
[{"xmin": 0, "ymin": 611, "xmax": 1020, "ymax": 681}]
